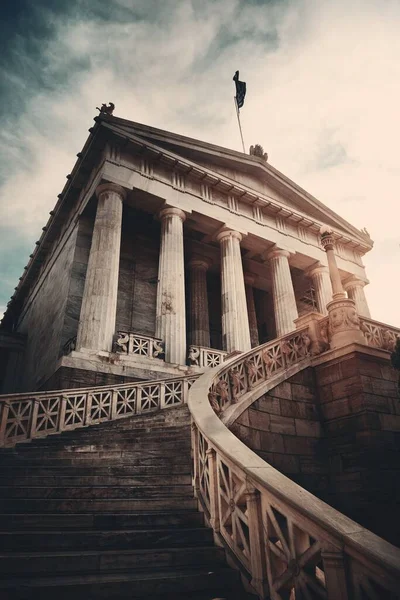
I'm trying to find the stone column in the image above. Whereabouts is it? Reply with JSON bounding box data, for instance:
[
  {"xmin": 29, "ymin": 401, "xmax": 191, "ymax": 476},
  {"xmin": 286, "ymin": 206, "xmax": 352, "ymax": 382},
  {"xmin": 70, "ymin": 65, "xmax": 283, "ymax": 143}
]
[
  {"xmin": 266, "ymin": 248, "xmax": 298, "ymax": 337},
  {"xmin": 76, "ymin": 183, "xmax": 126, "ymax": 353},
  {"xmin": 216, "ymin": 230, "xmax": 251, "ymax": 353},
  {"xmin": 306, "ymin": 265, "xmax": 333, "ymax": 315},
  {"xmin": 320, "ymin": 227, "xmax": 365, "ymax": 349},
  {"xmin": 155, "ymin": 208, "xmax": 186, "ymax": 365},
  {"xmin": 188, "ymin": 256, "xmax": 211, "ymax": 347},
  {"xmin": 343, "ymin": 277, "xmax": 371, "ymax": 318},
  {"xmin": 244, "ymin": 275, "xmax": 260, "ymax": 348}
]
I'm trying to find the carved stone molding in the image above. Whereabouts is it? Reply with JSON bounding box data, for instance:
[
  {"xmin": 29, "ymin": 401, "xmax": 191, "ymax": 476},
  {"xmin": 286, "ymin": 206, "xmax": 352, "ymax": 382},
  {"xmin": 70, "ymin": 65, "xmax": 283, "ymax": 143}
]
[{"xmin": 327, "ymin": 297, "xmax": 365, "ymax": 349}]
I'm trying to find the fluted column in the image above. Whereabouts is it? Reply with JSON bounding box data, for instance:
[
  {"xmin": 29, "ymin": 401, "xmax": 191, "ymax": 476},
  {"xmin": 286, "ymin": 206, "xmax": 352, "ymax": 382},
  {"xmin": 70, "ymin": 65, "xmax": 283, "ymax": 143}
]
[
  {"xmin": 306, "ymin": 265, "xmax": 333, "ymax": 315},
  {"xmin": 244, "ymin": 274, "xmax": 259, "ymax": 348},
  {"xmin": 76, "ymin": 183, "xmax": 126, "ymax": 352},
  {"xmin": 343, "ymin": 277, "xmax": 371, "ymax": 318},
  {"xmin": 266, "ymin": 248, "xmax": 298, "ymax": 337},
  {"xmin": 216, "ymin": 230, "xmax": 251, "ymax": 353},
  {"xmin": 188, "ymin": 256, "xmax": 211, "ymax": 347},
  {"xmin": 156, "ymin": 208, "xmax": 186, "ymax": 364}
]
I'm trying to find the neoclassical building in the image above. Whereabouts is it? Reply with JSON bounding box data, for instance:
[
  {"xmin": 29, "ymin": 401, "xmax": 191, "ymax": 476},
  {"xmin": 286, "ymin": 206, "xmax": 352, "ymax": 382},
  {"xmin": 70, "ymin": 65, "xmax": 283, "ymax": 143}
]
[{"xmin": 0, "ymin": 114, "xmax": 373, "ymax": 392}]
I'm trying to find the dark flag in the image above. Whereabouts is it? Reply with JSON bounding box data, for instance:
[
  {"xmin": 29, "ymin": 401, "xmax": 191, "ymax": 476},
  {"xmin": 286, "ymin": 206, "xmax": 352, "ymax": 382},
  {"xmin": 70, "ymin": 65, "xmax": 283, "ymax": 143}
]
[{"xmin": 233, "ymin": 70, "xmax": 246, "ymax": 109}]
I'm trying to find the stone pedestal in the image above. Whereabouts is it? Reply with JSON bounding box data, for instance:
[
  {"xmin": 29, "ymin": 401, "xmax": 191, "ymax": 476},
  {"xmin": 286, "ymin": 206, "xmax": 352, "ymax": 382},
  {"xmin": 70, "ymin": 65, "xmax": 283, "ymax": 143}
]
[
  {"xmin": 327, "ymin": 297, "xmax": 365, "ymax": 349},
  {"xmin": 188, "ymin": 257, "xmax": 211, "ymax": 347},
  {"xmin": 343, "ymin": 276, "xmax": 371, "ymax": 318},
  {"xmin": 217, "ymin": 230, "xmax": 251, "ymax": 353},
  {"xmin": 244, "ymin": 275, "xmax": 259, "ymax": 348},
  {"xmin": 76, "ymin": 183, "xmax": 126, "ymax": 353},
  {"xmin": 266, "ymin": 248, "xmax": 298, "ymax": 337},
  {"xmin": 306, "ymin": 265, "xmax": 332, "ymax": 316},
  {"xmin": 155, "ymin": 208, "xmax": 186, "ymax": 365}
]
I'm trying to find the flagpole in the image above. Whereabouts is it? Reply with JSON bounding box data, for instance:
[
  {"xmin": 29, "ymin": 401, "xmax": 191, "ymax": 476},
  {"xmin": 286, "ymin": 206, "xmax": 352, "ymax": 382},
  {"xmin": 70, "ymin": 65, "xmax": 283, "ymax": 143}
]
[{"xmin": 234, "ymin": 96, "xmax": 246, "ymax": 154}]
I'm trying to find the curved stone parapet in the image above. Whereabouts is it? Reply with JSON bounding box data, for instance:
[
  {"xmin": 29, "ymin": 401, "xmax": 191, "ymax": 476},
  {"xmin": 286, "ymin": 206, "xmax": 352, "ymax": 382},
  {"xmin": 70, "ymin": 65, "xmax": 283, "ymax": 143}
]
[{"xmin": 188, "ymin": 332, "xmax": 400, "ymax": 599}]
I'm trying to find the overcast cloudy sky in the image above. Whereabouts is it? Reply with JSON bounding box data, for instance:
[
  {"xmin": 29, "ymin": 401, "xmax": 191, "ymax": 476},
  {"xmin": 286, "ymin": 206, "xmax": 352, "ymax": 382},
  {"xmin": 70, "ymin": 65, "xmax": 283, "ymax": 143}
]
[{"xmin": 1, "ymin": 0, "xmax": 399, "ymax": 325}]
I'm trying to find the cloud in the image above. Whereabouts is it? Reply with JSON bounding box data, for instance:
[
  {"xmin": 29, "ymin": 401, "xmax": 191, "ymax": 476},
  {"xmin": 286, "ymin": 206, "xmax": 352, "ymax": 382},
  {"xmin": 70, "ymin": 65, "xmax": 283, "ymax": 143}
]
[{"xmin": 0, "ymin": 0, "xmax": 399, "ymax": 326}]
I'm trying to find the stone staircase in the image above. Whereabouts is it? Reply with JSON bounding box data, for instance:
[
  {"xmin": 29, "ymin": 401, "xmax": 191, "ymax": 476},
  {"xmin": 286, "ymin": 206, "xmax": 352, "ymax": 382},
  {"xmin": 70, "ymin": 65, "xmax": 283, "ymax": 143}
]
[{"xmin": 0, "ymin": 405, "xmax": 252, "ymax": 599}]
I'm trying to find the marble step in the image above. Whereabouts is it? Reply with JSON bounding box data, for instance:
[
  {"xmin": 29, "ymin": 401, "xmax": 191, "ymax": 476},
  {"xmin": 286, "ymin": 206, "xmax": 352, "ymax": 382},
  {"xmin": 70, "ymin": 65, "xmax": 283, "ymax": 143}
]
[
  {"xmin": 0, "ymin": 511, "xmax": 204, "ymax": 531},
  {"xmin": 0, "ymin": 454, "xmax": 190, "ymax": 467},
  {"xmin": 0, "ymin": 567, "xmax": 243, "ymax": 600},
  {"xmin": 0, "ymin": 463, "xmax": 189, "ymax": 476},
  {"xmin": 4, "ymin": 441, "xmax": 191, "ymax": 457},
  {"xmin": 0, "ymin": 546, "xmax": 225, "ymax": 576},
  {"xmin": 0, "ymin": 496, "xmax": 198, "ymax": 513},
  {"xmin": 0, "ymin": 526, "xmax": 214, "ymax": 551},
  {"xmin": 1, "ymin": 473, "xmax": 192, "ymax": 487}
]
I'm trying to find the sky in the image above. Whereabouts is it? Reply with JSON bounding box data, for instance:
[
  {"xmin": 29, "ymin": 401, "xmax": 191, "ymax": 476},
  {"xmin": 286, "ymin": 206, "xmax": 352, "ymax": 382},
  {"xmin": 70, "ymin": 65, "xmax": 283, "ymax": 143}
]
[{"xmin": 0, "ymin": 0, "xmax": 399, "ymax": 325}]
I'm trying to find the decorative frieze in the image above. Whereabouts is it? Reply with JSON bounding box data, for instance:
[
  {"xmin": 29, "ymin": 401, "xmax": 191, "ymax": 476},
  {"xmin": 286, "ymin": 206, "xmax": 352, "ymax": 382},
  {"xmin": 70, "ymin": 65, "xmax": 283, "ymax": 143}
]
[
  {"xmin": 227, "ymin": 195, "xmax": 238, "ymax": 213},
  {"xmin": 141, "ymin": 159, "xmax": 154, "ymax": 177},
  {"xmin": 172, "ymin": 171, "xmax": 185, "ymax": 190},
  {"xmin": 201, "ymin": 184, "xmax": 213, "ymax": 203}
]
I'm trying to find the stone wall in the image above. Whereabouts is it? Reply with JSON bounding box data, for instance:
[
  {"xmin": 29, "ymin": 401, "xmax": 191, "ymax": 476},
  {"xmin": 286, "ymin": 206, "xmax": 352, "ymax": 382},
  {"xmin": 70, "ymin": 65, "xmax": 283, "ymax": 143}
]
[
  {"xmin": 232, "ymin": 351, "xmax": 400, "ymax": 546},
  {"xmin": 16, "ymin": 227, "xmax": 78, "ymax": 391},
  {"xmin": 40, "ymin": 366, "xmax": 139, "ymax": 391}
]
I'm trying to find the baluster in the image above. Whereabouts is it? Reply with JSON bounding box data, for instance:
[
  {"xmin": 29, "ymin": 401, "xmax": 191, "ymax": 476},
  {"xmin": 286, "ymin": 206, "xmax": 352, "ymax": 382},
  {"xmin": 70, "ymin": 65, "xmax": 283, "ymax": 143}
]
[
  {"xmin": 322, "ymin": 548, "xmax": 350, "ymax": 600},
  {"xmin": 182, "ymin": 378, "xmax": 189, "ymax": 404},
  {"xmin": 59, "ymin": 396, "xmax": 67, "ymax": 432},
  {"xmin": 128, "ymin": 333, "xmax": 134, "ymax": 354},
  {"xmin": 246, "ymin": 485, "xmax": 268, "ymax": 598},
  {"xmin": 206, "ymin": 447, "xmax": 220, "ymax": 532},
  {"xmin": 29, "ymin": 399, "xmax": 39, "ymax": 440},
  {"xmin": 0, "ymin": 401, "xmax": 10, "ymax": 446}
]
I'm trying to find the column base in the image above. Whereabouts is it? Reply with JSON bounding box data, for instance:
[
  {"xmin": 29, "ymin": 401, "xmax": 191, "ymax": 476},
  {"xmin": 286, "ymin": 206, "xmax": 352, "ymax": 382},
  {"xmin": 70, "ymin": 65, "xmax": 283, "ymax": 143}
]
[{"xmin": 327, "ymin": 297, "xmax": 365, "ymax": 350}]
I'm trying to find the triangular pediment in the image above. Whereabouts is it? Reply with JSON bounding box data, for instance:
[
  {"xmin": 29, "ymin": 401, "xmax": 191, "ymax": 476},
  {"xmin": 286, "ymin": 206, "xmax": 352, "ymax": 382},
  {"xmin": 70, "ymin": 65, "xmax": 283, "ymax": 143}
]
[{"xmin": 100, "ymin": 116, "xmax": 372, "ymax": 249}]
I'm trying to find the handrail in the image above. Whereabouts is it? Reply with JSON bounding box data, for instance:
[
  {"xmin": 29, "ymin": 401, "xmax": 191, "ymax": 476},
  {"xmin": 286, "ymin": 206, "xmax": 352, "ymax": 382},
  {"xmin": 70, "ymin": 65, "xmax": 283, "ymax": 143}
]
[
  {"xmin": 188, "ymin": 331, "xmax": 400, "ymax": 598},
  {"xmin": 0, "ymin": 374, "xmax": 198, "ymax": 447},
  {"xmin": 360, "ymin": 316, "xmax": 400, "ymax": 352}
]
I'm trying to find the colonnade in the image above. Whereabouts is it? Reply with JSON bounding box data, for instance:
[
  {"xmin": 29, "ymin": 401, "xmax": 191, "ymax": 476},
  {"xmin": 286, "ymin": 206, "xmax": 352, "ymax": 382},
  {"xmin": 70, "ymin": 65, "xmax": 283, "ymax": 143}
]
[{"xmin": 76, "ymin": 182, "xmax": 371, "ymax": 364}]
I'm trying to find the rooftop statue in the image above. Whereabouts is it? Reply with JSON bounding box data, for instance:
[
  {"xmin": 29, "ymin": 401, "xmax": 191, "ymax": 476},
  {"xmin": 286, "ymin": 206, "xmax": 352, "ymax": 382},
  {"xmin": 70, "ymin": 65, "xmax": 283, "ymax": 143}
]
[
  {"xmin": 249, "ymin": 143, "xmax": 268, "ymax": 161},
  {"xmin": 96, "ymin": 102, "xmax": 115, "ymax": 116}
]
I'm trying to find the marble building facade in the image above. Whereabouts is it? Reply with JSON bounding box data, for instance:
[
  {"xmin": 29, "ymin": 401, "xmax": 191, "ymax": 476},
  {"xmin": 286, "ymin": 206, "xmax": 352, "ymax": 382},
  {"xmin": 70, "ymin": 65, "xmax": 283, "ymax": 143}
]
[{"xmin": 0, "ymin": 116, "xmax": 373, "ymax": 392}]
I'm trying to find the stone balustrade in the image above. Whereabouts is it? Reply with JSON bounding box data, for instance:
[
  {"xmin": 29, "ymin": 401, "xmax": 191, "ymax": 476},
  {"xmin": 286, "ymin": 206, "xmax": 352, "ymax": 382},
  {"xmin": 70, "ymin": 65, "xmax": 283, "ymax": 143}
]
[
  {"xmin": 113, "ymin": 331, "xmax": 165, "ymax": 359},
  {"xmin": 187, "ymin": 345, "xmax": 227, "ymax": 368},
  {"xmin": 360, "ymin": 317, "xmax": 400, "ymax": 352},
  {"xmin": 188, "ymin": 331, "xmax": 400, "ymax": 599},
  {"xmin": 0, "ymin": 375, "xmax": 197, "ymax": 447}
]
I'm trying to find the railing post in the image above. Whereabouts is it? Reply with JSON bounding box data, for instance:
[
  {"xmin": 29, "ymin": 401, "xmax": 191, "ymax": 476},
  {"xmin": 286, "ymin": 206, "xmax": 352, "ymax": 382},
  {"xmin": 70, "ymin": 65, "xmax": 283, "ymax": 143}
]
[
  {"xmin": 191, "ymin": 422, "xmax": 200, "ymax": 498},
  {"xmin": 59, "ymin": 395, "xmax": 67, "ymax": 432},
  {"xmin": 0, "ymin": 401, "xmax": 10, "ymax": 446},
  {"xmin": 85, "ymin": 393, "xmax": 93, "ymax": 425},
  {"xmin": 246, "ymin": 484, "xmax": 268, "ymax": 598},
  {"xmin": 206, "ymin": 447, "xmax": 220, "ymax": 532},
  {"xmin": 322, "ymin": 548, "xmax": 350, "ymax": 600},
  {"xmin": 29, "ymin": 399, "xmax": 40, "ymax": 440},
  {"xmin": 159, "ymin": 381, "xmax": 166, "ymax": 409},
  {"xmin": 111, "ymin": 389, "xmax": 118, "ymax": 419},
  {"xmin": 136, "ymin": 386, "xmax": 142, "ymax": 415}
]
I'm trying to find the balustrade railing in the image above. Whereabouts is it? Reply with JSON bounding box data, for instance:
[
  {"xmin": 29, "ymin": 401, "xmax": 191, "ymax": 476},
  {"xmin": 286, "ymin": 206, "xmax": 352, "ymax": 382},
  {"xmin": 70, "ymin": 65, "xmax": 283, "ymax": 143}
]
[
  {"xmin": 360, "ymin": 317, "xmax": 400, "ymax": 352},
  {"xmin": 188, "ymin": 345, "xmax": 227, "ymax": 368},
  {"xmin": 208, "ymin": 330, "xmax": 311, "ymax": 415},
  {"xmin": 0, "ymin": 375, "xmax": 197, "ymax": 447},
  {"xmin": 188, "ymin": 329, "xmax": 400, "ymax": 599},
  {"xmin": 114, "ymin": 331, "xmax": 165, "ymax": 359}
]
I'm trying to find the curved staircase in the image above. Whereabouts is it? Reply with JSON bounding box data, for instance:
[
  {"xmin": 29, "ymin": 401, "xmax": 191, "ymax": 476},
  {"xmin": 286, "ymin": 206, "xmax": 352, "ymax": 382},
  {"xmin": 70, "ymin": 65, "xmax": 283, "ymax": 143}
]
[{"xmin": 1, "ymin": 321, "xmax": 400, "ymax": 598}]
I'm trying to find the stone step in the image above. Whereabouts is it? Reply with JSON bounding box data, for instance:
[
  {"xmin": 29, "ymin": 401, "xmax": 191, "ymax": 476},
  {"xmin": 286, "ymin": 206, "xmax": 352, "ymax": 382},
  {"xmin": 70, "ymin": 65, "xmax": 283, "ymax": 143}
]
[
  {"xmin": 0, "ymin": 454, "xmax": 190, "ymax": 467},
  {"xmin": 27, "ymin": 426, "xmax": 190, "ymax": 444},
  {"xmin": 1, "ymin": 473, "xmax": 192, "ymax": 487},
  {"xmin": 0, "ymin": 526, "xmax": 214, "ymax": 551},
  {"xmin": 0, "ymin": 546, "xmax": 225, "ymax": 576},
  {"xmin": 0, "ymin": 484, "xmax": 193, "ymax": 500},
  {"xmin": 0, "ymin": 496, "xmax": 198, "ymax": 513},
  {"xmin": 0, "ymin": 511, "xmax": 204, "ymax": 531},
  {"xmin": 0, "ymin": 464, "xmax": 189, "ymax": 476},
  {"xmin": 0, "ymin": 567, "xmax": 243, "ymax": 600},
  {"xmin": 4, "ymin": 441, "xmax": 191, "ymax": 457}
]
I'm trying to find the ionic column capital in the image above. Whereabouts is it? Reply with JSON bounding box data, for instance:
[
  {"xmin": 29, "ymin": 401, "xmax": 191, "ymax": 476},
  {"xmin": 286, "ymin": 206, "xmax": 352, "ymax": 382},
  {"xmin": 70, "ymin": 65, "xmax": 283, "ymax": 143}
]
[
  {"xmin": 159, "ymin": 207, "xmax": 186, "ymax": 222},
  {"xmin": 216, "ymin": 229, "xmax": 242, "ymax": 243},
  {"xmin": 96, "ymin": 182, "xmax": 127, "ymax": 201},
  {"xmin": 188, "ymin": 255, "xmax": 212, "ymax": 271},
  {"xmin": 343, "ymin": 275, "xmax": 369, "ymax": 291}
]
